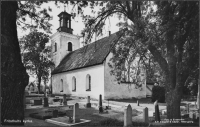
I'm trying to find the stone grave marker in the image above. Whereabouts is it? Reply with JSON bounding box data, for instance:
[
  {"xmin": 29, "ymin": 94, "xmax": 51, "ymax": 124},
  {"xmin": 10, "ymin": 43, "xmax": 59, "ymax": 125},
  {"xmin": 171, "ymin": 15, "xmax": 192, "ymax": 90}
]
[
  {"xmin": 73, "ymin": 103, "xmax": 80, "ymax": 123},
  {"xmin": 189, "ymin": 112, "xmax": 195, "ymax": 120},
  {"xmin": 137, "ymin": 100, "xmax": 139, "ymax": 106},
  {"xmin": 197, "ymin": 92, "xmax": 199, "ymax": 109},
  {"xmin": 34, "ymin": 98, "xmax": 42, "ymax": 105},
  {"xmin": 86, "ymin": 96, "xmax": 91, "ymax": 108},
  {"xmin": 63, "ymin": 94, "xmax": 67, "ymax": 106},
  {"xmin": 124, "ymin": 104, "xmax": 132, "ymax": 127},
  {"xmin": 154, "ymin": 100, "xmax": 160, "ymax": 122},
  {"xmin": 52, "ymin": 110, "xmax": 58, "ymax": 118},
  {"xmin": 99, "ymin": 94, "xmax": 103, "ymax": 113},
  {"xmin": 44, "ymin": 97, "xmax": 49, "ymax": 107},
  {"xmin": 186, "ymin": 103, "xmax": 190, "ymax": 113},
  {"xmin": 143, "ymin": 107, "xmax": 149, "ymax": 123},
  {"xmin": 195, "ymin": 112, "xmax": 199, "ymax": 119}
]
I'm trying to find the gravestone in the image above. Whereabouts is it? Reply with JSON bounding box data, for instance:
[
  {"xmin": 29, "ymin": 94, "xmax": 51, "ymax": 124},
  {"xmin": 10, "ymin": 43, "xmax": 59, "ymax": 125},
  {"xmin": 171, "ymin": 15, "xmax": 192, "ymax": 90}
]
[
  {"xmin": 137, "ymin": 100, "xmax": 139, "ymax": 106},
  {"xmin": 197, "ymin": 92, "xmax": 199, "ymax": 109},
  {"xmin": 63, "ymin": 94, "xmax": 67, "ymax": 106},
  {"xmin": 53, "ymin": 110, "xmax": 58, "ymax": 118},
  {"xmin": 86, "ymin": 96, "xmax": 91, "ymax": 108},
  {"xmin": 34, "ymin": 99, "xmax": 42, "ymax": 105},
  {"xmin": 99, "ymin": 94, "xmax": 103, "ymax": 113},
  {"xmin": 189, "ymin": 112, "xmax": 195, "ymax": 120},
  {"xmin": 124, "ymin": 104, "xmax": 132, "ymax": 127},
  {"xmin": 143, "ymin": 107, "xmax": 149, "ymax": 123},
  {"xmin": 73, "ymin": 103, "xmax": 80, "ymax": 123},
  {"xmin": 186, "ymin": 103, "xmax": 190, "ymax": 113},
  {"xmin": 44, "ymin": 97, "xmax": 49, "ymax": 107},
  {"xmin": 154, "ymin": 100, "xmax": 160, "ymax": 122},
  {"xmin": 195, "ymin": 112, "xmax": 199, "ymax": 119}
]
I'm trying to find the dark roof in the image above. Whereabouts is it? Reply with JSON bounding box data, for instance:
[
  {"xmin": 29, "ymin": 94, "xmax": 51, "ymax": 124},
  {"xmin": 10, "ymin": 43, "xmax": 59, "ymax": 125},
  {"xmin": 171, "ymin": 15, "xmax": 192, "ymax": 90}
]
[
  {"xmin": 52, "ymin": 29, "xmax": 125, "ymax": 75},
  {"xmin": 58, "ymin": 11, "xmax": 72, "ymax": 17}
]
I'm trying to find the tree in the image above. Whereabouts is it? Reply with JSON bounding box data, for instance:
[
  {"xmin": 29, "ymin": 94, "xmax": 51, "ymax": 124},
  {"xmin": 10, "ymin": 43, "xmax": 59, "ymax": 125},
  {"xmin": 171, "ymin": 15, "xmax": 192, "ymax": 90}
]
[
  {"xmin": 1, "ymin": 1, "xmax": 52, "ymax": 125},
  {"xmin": 1, "ymin": 1, "xmax": 29, "ymax": 125},
  {"xmin": 20, "ymin": 30, "xmax": 54, "ymax": 94},
  {"xmin": 81, "ymin": 1, "xmax": 199, "ymax": 119},
  {"xmin": 1, "ymin": 1, "xmax": 90, "ymax": 124}
]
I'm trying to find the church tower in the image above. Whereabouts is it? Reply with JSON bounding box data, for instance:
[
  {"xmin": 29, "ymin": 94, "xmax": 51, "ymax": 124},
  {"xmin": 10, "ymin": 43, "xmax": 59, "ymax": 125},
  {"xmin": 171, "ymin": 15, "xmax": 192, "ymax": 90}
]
[{"xmin": 50, "ymin": 10, "xmax": 81, "ymax": 67}]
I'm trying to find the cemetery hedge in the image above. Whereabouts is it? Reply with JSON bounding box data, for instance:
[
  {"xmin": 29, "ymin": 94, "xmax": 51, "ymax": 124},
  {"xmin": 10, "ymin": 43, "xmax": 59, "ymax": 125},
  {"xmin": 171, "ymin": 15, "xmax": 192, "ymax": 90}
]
[{"xmin": 151, "ymin": 86, "xmax": 165, "ymax": 103}]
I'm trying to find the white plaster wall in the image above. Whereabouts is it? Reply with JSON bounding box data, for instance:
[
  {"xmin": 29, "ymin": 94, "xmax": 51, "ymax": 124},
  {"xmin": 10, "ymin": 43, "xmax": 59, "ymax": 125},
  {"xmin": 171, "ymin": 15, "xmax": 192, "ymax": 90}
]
[
  {"xmin": 50, "ymin": 32, "xmax": 80, "ymax": 67},
  {"xmin": 104, "ymin": 53, "xmax": 147, "ymax": 99},
  {"xmin": 52, "ymin": 64, "xmax": 105, "ymax": 99}
]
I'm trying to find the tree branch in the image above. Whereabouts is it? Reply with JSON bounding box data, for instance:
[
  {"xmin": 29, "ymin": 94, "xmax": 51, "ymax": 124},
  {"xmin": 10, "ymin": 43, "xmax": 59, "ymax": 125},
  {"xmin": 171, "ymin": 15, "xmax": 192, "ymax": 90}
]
[{"xmin": 148, "ymin": 42, "xmax": 169, "ymax": 75}]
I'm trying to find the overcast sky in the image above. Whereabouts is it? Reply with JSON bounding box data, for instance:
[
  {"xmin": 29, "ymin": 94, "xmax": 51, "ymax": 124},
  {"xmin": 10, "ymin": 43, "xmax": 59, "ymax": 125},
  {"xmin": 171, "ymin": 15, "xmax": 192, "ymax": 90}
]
[{"xmin": 17, "ymin": 1, "xmax": 122, "ymax": 42}]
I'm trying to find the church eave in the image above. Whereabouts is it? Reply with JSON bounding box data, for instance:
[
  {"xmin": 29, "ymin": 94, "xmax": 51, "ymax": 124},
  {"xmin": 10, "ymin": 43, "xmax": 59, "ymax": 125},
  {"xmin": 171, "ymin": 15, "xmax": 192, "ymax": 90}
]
[{"xmin": 51, "ymin": 62, "xmax": 104, "ymax": 75}]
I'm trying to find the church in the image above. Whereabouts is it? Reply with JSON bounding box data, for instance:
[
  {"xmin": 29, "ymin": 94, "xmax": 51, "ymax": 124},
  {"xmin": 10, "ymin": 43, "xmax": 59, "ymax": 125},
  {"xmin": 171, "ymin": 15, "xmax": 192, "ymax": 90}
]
[{"xmin": 50, "ymin": 11, "xmax": 151, "ymax": 100}]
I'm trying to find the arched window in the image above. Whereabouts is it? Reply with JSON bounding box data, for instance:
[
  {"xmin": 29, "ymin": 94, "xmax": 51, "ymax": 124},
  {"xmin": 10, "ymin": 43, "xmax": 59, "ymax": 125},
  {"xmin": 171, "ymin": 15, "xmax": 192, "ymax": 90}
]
[
  {"xmin": 72, "ymin": 76, "xmax": 76, "ymax": 92},
  {"xmin": 60, "ymin": 79, "xmax": 63, "ymax": 92},
  {"xmin": 68, "ymin": 42, "xmax": 72, "ymax": 51},
  {"xmin": 86, "ymin": 74, "xmax": 91, "ymax": 91}
]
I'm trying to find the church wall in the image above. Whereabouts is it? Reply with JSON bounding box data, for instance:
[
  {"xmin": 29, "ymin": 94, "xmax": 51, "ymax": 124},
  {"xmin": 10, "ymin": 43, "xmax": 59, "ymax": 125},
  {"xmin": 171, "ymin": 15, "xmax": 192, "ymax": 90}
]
[
  {"xmin": 59, "ymin": 33, "xmax": 80, "ymax": 62},
  {"xmin": 51, "ymin": 35, "xmax": 61, "ymax": 67},
  {"xmin": 104, "ymin": 53, "xmax": 147, "ymax": 99},
  {"xmin": 52, "ymin": 64, "xmax": 105, "ymax": 99},
  {"xmin": 51, "ymin": 32, "xmax": 80, "ymax": 67}
]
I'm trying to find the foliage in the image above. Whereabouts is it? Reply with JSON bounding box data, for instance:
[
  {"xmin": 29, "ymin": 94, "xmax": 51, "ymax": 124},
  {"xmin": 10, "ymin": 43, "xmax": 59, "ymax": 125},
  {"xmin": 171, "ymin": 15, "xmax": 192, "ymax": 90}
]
[
  {"xmin": 17, "ymin": 1, "xmax": 53, "ymax": 33},
  {"xmin": 19, "ymin": 30, "xmax": 54, "ymax": 93},
  {"xmin": 80, "ymin": 1, "xmax": 199, "ymax": 119},
  {"xmin": 152, "ymin": 85, "xmax": 165, "ymax": 103}
]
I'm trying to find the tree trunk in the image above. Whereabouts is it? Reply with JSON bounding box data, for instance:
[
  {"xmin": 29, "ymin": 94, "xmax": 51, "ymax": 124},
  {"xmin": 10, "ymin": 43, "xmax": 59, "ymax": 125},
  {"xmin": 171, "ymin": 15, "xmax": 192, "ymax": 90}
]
[
  {"xmin": 148, "ymin": 43, "xmax": 182, "ymax": 119},
  {"xmin": 1, "ymin": 1, "xmax": 29, "ymax": 125},
  {"xmin": 165, "ymin": 87, "xmax": 181, "ymax": 119}
]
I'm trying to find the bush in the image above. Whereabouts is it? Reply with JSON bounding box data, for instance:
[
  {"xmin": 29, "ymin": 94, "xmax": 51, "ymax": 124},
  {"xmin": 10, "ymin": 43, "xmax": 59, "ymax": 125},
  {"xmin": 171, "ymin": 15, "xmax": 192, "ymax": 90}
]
[{"xmin": 152, "ymin": 86, "xmax": 165, "ymax": 103}]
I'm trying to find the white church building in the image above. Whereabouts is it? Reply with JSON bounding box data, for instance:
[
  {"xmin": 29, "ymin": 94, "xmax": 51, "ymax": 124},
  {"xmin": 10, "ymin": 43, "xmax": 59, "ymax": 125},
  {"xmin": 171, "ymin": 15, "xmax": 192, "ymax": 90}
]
[{"xmin": 50, "ymin": 11, "xmax": 150, "ymax": 100}]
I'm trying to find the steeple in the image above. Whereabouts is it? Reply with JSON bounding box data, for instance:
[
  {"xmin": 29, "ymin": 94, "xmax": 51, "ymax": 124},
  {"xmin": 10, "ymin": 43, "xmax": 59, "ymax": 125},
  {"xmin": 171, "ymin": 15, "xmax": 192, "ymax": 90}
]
[{"xmin": 57, "ymin": 9, "xmax": 73, "ymax": 34}]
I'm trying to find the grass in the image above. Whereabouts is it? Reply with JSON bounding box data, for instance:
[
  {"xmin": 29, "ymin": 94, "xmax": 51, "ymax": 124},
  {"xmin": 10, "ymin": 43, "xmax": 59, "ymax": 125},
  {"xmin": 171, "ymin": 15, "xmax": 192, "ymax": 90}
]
[{"xmin": 78, "ymin": 118, "xmax": 149, "ymax": 126}]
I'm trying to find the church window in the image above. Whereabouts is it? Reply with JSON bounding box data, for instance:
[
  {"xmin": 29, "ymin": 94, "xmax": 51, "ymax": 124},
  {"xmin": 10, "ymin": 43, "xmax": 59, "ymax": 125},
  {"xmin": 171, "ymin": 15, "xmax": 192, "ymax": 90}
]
[
  {"xmin": 60, "ymin": 79, "xmax": 63, "ymax": 92},
  {"xmin": 86, "ymin": 74, "xmax": 91, "ymax": 91},
  {"xmin": 72, "ymin": 76, "xmax": 76, "ymax": 91},
  {"xmin": 68, "ymin": 42, "xmax": 72, "ymax": 51}
]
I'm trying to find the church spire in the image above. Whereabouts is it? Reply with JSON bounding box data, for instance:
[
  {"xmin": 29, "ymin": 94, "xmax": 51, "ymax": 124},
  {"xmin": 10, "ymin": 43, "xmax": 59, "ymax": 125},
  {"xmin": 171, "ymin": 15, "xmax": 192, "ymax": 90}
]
[{"xmin": 57, "ymin": 8, "xmax": 73, "ymax": 34}]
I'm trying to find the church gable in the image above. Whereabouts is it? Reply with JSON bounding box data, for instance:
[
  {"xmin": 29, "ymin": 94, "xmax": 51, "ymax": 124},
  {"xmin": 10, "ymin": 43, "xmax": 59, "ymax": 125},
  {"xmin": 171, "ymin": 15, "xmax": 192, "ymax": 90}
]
[{"xmin": 52, "ymin": 29, "xmax": 125, "ymax": 75}]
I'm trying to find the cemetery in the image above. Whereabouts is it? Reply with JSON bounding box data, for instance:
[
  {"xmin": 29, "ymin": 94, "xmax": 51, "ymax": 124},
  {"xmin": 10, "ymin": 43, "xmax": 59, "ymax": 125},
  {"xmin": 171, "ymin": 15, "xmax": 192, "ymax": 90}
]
[{"xmin": 24, "ymin": 93, "xmax": 199, "ymax": 126}]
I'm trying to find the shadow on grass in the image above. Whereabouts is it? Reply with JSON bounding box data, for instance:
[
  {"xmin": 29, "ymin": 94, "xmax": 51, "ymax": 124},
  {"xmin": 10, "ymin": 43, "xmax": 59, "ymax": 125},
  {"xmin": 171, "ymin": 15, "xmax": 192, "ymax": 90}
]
[{"xmin": 109, "ymin": 97, "xmax": 153, "ymax": 104}]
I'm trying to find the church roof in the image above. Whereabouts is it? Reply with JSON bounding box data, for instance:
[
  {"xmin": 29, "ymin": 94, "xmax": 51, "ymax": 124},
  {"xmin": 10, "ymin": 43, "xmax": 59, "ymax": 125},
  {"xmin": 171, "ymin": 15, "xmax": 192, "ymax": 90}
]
[{"xmin": 51, "ymin": 29, "xmax": 125, "ymax": 75}]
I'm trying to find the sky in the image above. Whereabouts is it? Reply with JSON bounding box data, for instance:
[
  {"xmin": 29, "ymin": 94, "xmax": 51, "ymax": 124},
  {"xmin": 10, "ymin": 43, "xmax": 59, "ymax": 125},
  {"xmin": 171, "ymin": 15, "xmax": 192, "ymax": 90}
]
[
  {"xmin": 19, "ymin": 1, "xmax": 123, "ymax": 86},
  {"xmin": 17, "ymin": 1, "xmax": 122, "ymax": 42}
]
